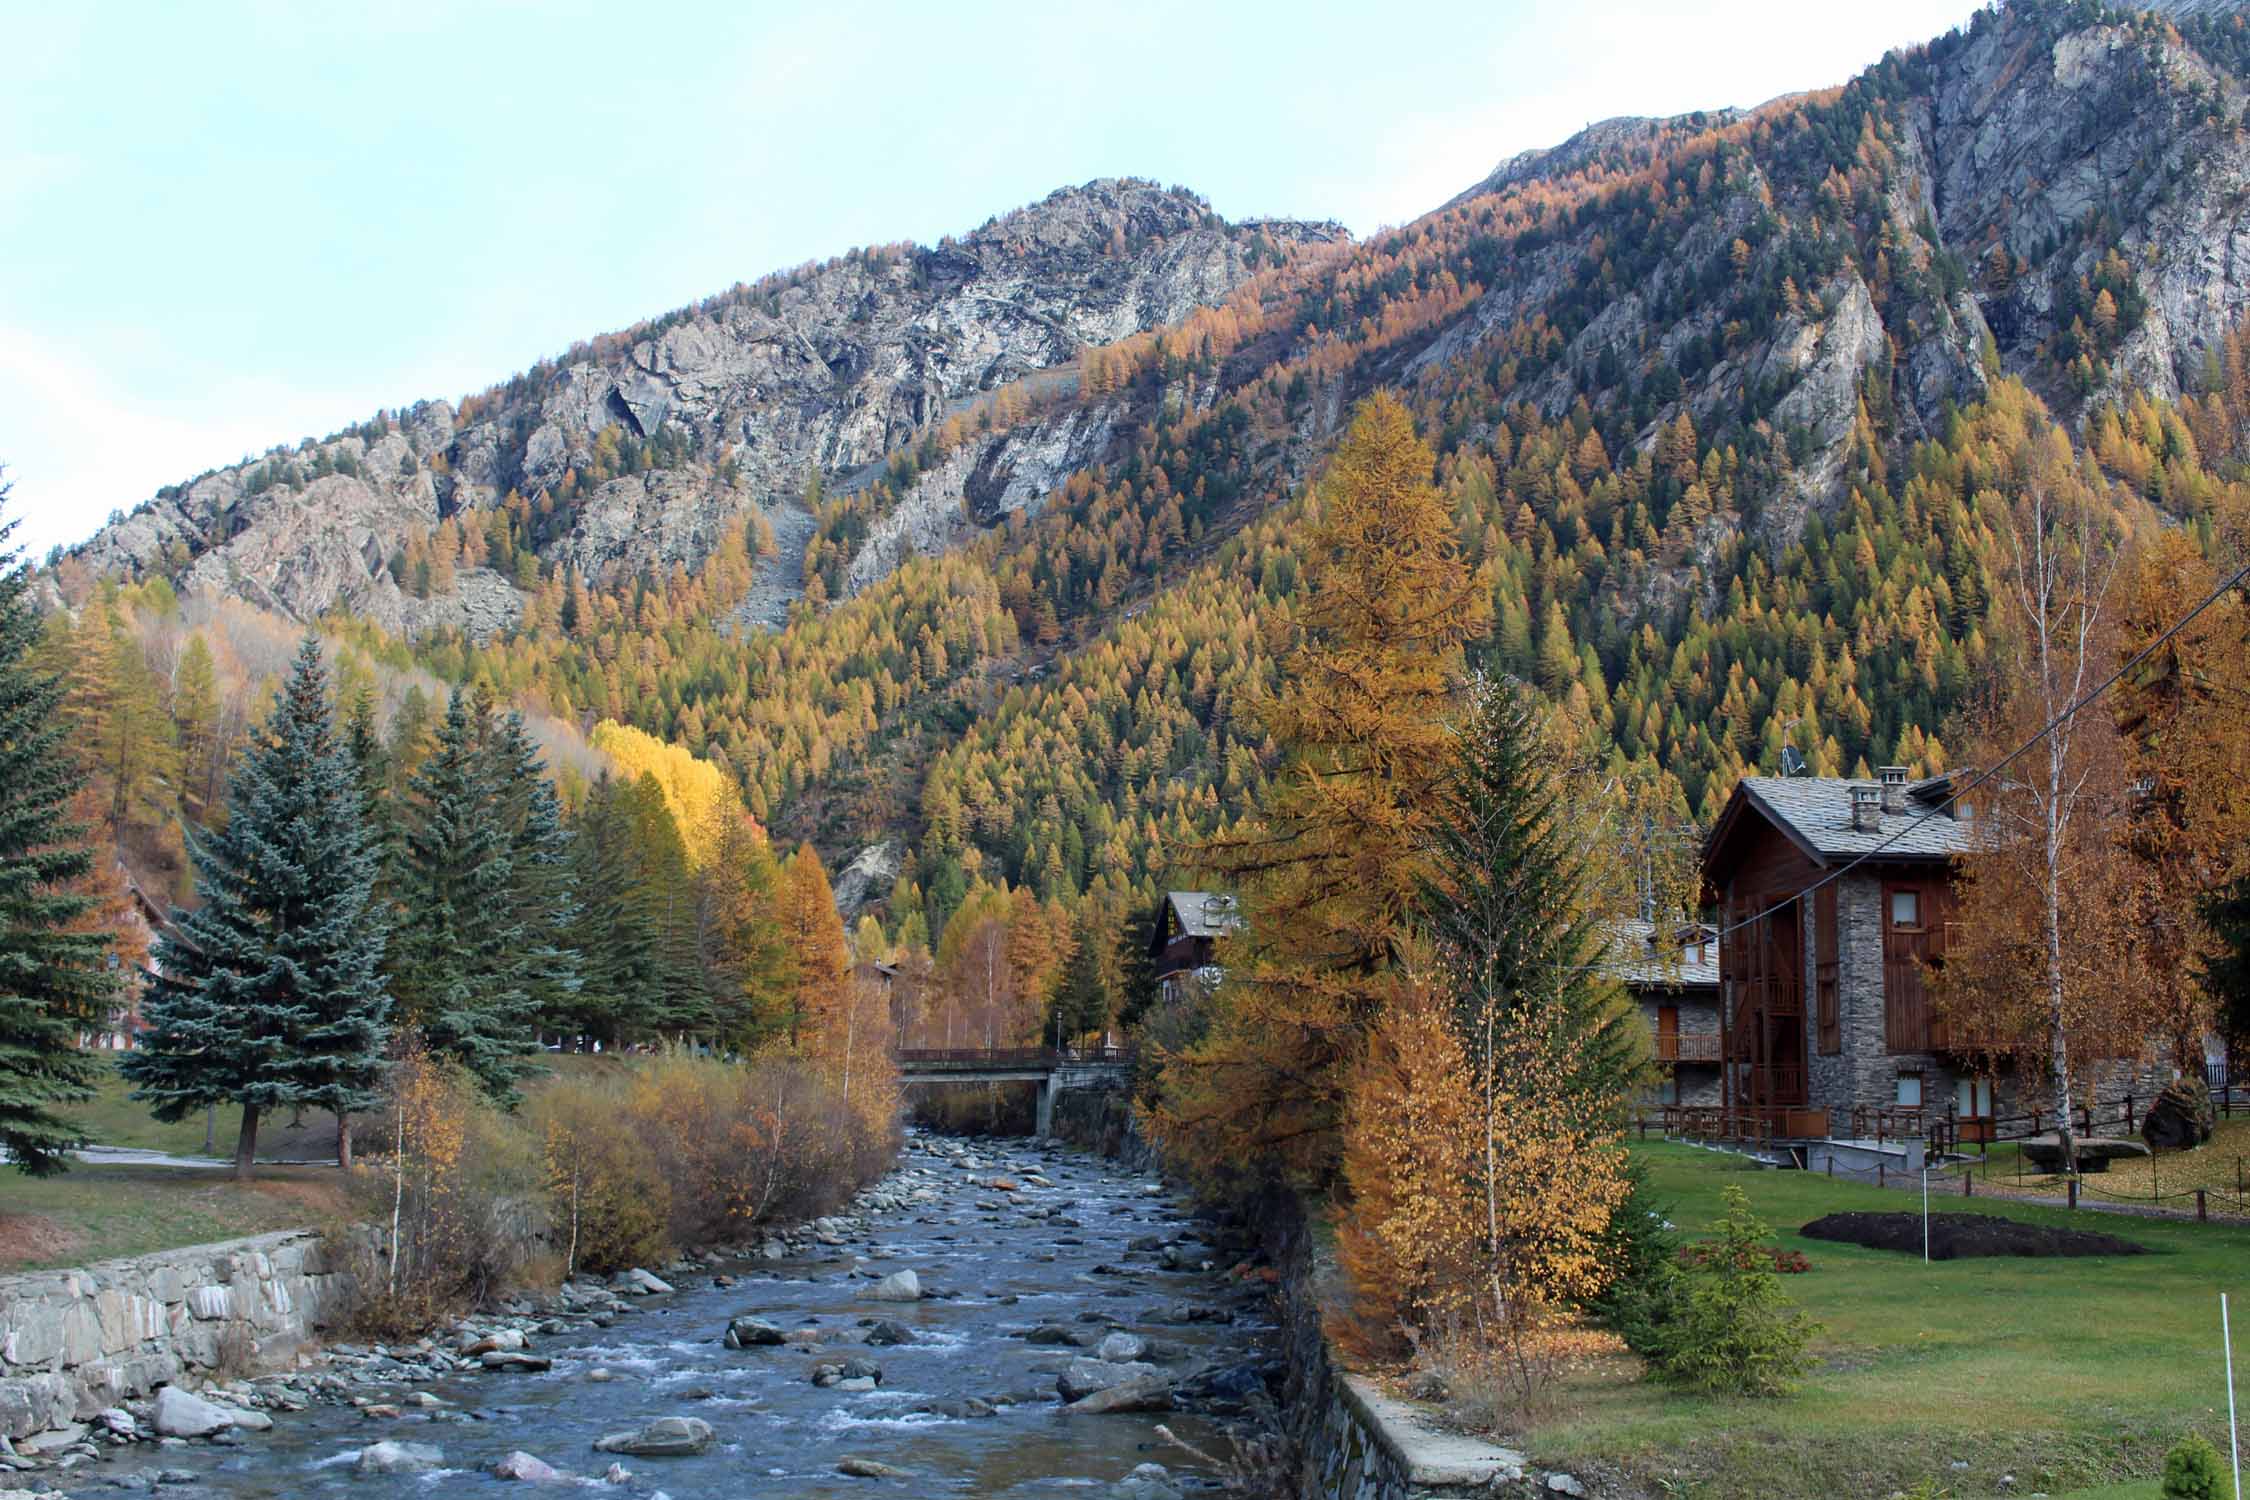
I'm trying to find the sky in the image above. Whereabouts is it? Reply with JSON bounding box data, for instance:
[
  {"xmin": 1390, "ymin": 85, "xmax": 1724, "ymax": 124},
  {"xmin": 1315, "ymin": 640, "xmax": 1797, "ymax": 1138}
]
[{"xmin": 2, "ymin": 0, "xmax": 1985, "ymax": 560}]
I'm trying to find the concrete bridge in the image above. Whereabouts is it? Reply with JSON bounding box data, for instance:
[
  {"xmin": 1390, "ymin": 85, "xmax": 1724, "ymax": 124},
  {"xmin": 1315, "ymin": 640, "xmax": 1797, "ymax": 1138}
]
[{"xmin": 894, "ymin": 1046, "xmax": 1132, "ymax": 1135}]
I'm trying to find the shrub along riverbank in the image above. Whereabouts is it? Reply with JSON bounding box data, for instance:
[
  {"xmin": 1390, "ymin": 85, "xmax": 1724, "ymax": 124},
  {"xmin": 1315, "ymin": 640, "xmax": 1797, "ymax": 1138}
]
[{"xmin": 337, "ymin": 1046, "xmax": 899, "ymax": 1337}]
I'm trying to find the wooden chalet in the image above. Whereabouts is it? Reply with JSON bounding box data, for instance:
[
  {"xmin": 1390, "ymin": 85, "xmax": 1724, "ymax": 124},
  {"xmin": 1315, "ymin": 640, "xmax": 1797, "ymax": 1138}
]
[
  {"xmin": 1149, "ymin": 890, "xmax": 1240, "ymax": 1002},
  {"xmin": 1703, "ymin": 767, "xmax": 1984, "ymax": 1140}
]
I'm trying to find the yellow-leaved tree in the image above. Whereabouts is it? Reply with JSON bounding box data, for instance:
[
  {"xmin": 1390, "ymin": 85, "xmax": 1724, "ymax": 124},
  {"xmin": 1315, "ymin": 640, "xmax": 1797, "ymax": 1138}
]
[
  {"xmin": 1148, "ymin": 390, "xmax": 1491, "ymax": 1188},
  {"xmin": 589, "ymin": 719, "xmax": 753, "ymax": 870}
]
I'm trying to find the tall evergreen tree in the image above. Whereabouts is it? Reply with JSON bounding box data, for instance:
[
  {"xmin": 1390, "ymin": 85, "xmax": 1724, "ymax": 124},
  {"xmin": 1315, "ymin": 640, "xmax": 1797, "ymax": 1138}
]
[
  {"xmin": 122, "ymin": 636, "xmax": 391, "ymax": 1179},
  {"xmin": 2204, "ymin": 868, "xmax": 2250, "ymax": 1058},
  {"xmin": 562, "ymin": 771, "xmax": 661, "ymax": 1048},
  {"xmin": 1113, "ymin": 899, "xmax": 1162, "ymax": 1032},
  {"xmin": 1419, "ymin": 675, "xmax": 1648, "ymax": 1106},
  {"xmin": 0, "ymin": 498, "xmax": 114, "ymax": 1176},
  {"xmin": 1048, "ymin": 908, "xmax": 1111, "ymax": 1047},
  {"xmin": 611, "ymin": 770, "xmax": 707, "ymax": 1038},
  {"xmin": 483, "ymin": 709, "xmax": 582, "ymax": 1035},
  {"xmin": 390, "ymin": 687, "xmax": 535, "ymax": 1102}
]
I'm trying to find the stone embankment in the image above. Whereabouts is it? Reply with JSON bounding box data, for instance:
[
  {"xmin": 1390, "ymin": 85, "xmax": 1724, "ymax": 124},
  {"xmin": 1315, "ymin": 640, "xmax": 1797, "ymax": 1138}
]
[
  {"xmin": 0, "ymin": 1181, "xmax": 914, "ymax": 1483},
  {"xmin": 0, "ymin": 1229, "xmax": 360, "ymax": 1448}
]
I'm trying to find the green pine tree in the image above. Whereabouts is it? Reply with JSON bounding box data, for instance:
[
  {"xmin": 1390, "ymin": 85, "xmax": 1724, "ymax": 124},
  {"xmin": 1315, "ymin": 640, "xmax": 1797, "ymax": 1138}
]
[
  {"xmin": 2202, "ymin": 868, "xmax": 2250, "ymax": 1056},
  {"xmin": 482, "ymin": 708, "xmax": 582, "ymax": 1036},
  {"xmin": 1113, "ymin": 899, "xmax": 1162, "ymax": 1032},
  {"xmin": 1419, "ymin": 674, "xmax": 1648, "ymax": 1105},
  {"xmin": 391, "ymin": 687, "xmax": 535, "ymax": 1102},
  {"xmin": 562, "ymin": 772, "xmax": 660, "ymax": 1047},
  {"xmin": 122, "ymin": 636, "xmax": 391, "ymax": 1179},
  {"xmin": 0, "ymin": 499, "xmax": 114, "ymax": 1176},
  {"xmin": 1048, "ymin": 908, "xmax": 1111, "ymax": 1046}
]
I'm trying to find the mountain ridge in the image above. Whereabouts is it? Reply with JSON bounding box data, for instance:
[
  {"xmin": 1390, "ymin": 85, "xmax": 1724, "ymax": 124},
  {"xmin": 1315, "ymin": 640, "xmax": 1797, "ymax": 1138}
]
[{"xmin": 38, "ymin": 0, "xmax": 2250, "ymax": 915}]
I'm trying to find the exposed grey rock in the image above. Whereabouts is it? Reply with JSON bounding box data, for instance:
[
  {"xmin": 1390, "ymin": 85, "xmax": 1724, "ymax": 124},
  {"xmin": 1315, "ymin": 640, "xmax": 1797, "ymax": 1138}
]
[
  {"xmin": 492, "ymin": 1450, "xmax": 565, "ymax": 1481},
  {"xmin": 838, "ymin": 1456, "xmax": 910, "ymax": 1478},
  {"xmin": 479, "ymin": 1351, "xmax": 553, "ymax": 1372},
  {"xmin": 151, "ymin": 1388, "xmax": 235, "ymax": 1439},
  {"xmin": 857, "ymin": 1270, "xmax": 921, "ymax": 1302},
  {"xmin": 830, "ymin": 841, "xmax": 902, "ymax": 914},
  {"xmin": 1056, "ymin": 1357, "xmax": 1162, "ymax": 1402},
  {"xmin": 592, "ymin": 1416, "xmax": 715, "ymax": 1457},
  {"xmin": 355, "ymin": 1440, "xmax": 445, "ymax": 1474},
  {"xmin": 1094, "ymin": 1332, "xmax": 1148, "ymax": 1363},
  {"xmin": 1064, "ymin": 1375, "xmax": 1174, "ymax": 1415},
  {"xmin": 65, "ymin": 183, "xmax": 1338, "ymax": 634},
  {"xmin": 1110, "ymin": 1464, "xmax": 1185, "ymax": 1500},
  {"xmin": 723, "ymin": 1316, "xmax": 786, "ymax": 1349}
]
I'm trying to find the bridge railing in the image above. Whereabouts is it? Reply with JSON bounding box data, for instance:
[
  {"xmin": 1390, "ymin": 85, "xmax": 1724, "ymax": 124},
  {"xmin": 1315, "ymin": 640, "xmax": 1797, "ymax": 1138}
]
[
  {"xmin": 896, "ymin": 1047, "xmax": 1059, "ymax": 1068},
  {"xmin": 893, "ymin": 1045, "xmax": 1135, "ymax": 1069}
]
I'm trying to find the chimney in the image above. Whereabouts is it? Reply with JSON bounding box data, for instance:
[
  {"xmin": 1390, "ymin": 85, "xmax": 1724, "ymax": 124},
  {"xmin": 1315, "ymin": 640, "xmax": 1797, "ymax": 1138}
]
[
  {"xmin": 1879, "ymin": 765, "xmax": 1908, "ymax": 815},
  {"xmin": 1850, "ymin": 784, "xmax": 1882, "ymax": 834}
]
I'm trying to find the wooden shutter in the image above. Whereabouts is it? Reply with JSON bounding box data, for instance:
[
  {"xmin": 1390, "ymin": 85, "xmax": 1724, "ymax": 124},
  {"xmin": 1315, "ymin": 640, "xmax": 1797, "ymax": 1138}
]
[{"xmin": 1814, "ymin": 884, "xmax": 1840, "ymax": 1055}]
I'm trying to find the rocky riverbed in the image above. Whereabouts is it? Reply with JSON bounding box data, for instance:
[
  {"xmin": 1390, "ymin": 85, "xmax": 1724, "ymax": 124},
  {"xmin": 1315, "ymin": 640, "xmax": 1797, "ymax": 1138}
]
[{"xmin": 0, "ymin": 1131, "xmax": 1281, "ymax": 1498}]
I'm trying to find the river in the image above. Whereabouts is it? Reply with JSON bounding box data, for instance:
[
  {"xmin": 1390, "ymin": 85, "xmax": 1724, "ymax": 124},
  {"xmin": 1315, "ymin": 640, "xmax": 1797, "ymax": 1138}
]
[{"xmin": 136, "ymin": 1130, "xmax": 1279, "ymax": 1498}]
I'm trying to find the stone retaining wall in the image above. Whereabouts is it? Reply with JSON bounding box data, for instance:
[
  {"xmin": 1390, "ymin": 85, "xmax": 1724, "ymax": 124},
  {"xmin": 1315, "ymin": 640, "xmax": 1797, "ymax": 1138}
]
[
  {"xmin": 0, "ymin": 1229, "xmax": 361, "ymax": 1441},
  {"xmin": 1046, "ymin": 1082, "xmax": 1156, "ymax": 1171},
  {"xmin": 1265, "ymin": 1199, "xmax": 1573, "ymax": 1499}
]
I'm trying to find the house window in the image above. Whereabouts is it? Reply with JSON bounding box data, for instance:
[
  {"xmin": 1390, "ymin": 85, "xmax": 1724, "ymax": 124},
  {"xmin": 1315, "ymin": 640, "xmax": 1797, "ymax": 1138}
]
[
  {"xmin": 1659, "ymin": 1074, "xmax": 1680, "ymax": 1106},
  {"xmin": 1890, "ymin": 889, "xmax": 1922, "ymax": 929},
  {"xmin": 1896, "ymin": 1072, "xmax": 1923, "ymax": 1108},
  {"xmin": 1956, "ymin": 1077, "xmax": 1993, "ymax": 1118}
]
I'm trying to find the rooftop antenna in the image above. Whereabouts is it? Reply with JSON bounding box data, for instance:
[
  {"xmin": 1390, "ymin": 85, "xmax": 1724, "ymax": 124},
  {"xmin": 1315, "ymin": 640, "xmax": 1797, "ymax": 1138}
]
[{"xmin": 1780, "ymin": 745, "xmax": 1808, "ymax": 777}]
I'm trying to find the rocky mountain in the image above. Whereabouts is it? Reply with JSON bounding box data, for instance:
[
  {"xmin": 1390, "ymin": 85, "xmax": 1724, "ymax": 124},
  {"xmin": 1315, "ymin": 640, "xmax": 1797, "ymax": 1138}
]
[
  {"xmin": 45, "ymin": 0, "xmax": 2250, "ymax": 900},
  {"xmin": 57, "ymin": 180, "xmax": 1343, "ymax": 637}
]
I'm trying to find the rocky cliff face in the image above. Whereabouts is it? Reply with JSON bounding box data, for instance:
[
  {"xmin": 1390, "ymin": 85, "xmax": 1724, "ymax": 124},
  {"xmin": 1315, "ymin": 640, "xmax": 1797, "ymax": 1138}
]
[
  {"xmin": 61, "ymin": 180, "xmax": 1343, "ymax": 636},
  {"xmin": 53, "ymin": 4, "xmax": 2250, "ymax": 643}
]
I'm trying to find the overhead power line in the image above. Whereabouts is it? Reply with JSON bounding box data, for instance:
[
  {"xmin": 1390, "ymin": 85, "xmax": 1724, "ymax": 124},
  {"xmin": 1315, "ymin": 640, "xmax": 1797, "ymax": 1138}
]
[{"xmin": 1712, "ymin": 553, "xmax": 2250, "ymax": 943}]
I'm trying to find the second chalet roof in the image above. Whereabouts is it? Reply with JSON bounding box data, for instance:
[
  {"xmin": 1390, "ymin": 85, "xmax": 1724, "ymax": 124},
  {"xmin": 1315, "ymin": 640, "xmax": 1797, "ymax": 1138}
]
[
  {"xmin": 1164, "ymin": 890, "xmax": 1242, "ymax": 940},
  {"xmin": 1708, "ymin": 773, "xmax": 1980, "ymax": 875},
  {"xmin": 1606, "ymin": 920, "xmax": 1720, "ymax": 991}
]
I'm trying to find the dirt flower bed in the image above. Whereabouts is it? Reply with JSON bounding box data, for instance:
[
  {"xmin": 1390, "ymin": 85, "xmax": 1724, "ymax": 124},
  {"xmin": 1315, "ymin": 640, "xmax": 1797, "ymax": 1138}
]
[{"xmin": 1800, "ymin": 1211, "xmax": 2146, "ymax": 1260}]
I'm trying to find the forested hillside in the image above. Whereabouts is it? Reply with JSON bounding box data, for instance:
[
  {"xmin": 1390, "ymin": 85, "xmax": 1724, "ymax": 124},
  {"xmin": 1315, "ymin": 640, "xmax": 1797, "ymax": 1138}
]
[{"xmin": 39, "ymin": 0, "xmax": 2250, "ymax": 981}]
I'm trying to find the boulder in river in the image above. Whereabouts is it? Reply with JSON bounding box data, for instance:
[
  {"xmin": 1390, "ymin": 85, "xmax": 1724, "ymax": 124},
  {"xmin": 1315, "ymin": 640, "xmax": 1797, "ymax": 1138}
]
[
  {"xmin": 862, "ymin": 1319, "xmax": 915, "ymax": 1346},
  {"xmin": 461, "ymin": 1328, "xmax": 526, "ymax": 1355},
  {"xmin": 1024, "ymin": 1323, "xmax": 1100, "ymax": 1347},
  {"xmin": 1057, "ymin": 1357, "xmax": 1162, "ymax": 1402},
  {"xmin": 839, "ymin": 1456, "xmax": 910, "ymax": 1477},
  {"xmin": 481, "ymin": 1350, "xmax": 554, "ymax": 1372},
  {"xmin": 616, "ymin": 1267, "xmax": 675, "ymax": 1296},
  {"xmin": 724, "ymin": 1316, "xmax": 786, "ymax": 1348},
  {"xmin": 592, "ymin": 1416, "xmax": 715, "ymax": 1457},
  {"xmin": 1066, "ymin": 1375, "xmax": 1174, "ymax": 1415},
  {"xmin": 356, "ymin": 1440, "xmax": 446, "ymax": 1474},
  {"xmin": 857, "ymin": 1269, "xmax": 922, "ymax": 1301},
  {"xmin": 152, "ymin": 1387, "xmax": 243, "ymax": 1439},
  {"xmin": 1095, "ymin": 1332, "xmax": 1148, "ymax": 1363},
  {"xmin": 1112, "ymin": 1464, "xmax": 1186, "ymax": 1500},
  {"xmin": 493, "ymin": 1450, "xmax": 564, "ymax": 1481}
]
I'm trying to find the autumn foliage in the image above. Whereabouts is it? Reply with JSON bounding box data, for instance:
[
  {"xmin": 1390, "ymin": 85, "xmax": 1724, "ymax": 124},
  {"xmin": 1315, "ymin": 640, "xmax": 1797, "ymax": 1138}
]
[{"xmin": 1150, "ymin": 392, "xmax": 1489, "ymax": 1186}]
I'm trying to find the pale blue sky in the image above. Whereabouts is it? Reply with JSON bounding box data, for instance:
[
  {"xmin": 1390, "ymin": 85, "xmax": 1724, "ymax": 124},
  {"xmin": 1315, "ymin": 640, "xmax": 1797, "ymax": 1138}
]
[{"xmin": 3, "ymin": 0, "xmax": 1982, "ymax": 558}]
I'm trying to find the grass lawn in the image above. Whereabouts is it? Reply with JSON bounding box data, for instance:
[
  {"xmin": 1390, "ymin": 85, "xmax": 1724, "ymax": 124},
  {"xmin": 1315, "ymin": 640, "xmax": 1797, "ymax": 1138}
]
[
  {"xmin": 2, "ymin": 1051, "xmax": 629, "ymax": 1275},
  {"xmin": 0, "ymin": 1162, "xmax": 352, "ymax": 1273},
  {"xmin": 1525, "ymin": 1142, "xmax": 2249, "ymax": 1499}
]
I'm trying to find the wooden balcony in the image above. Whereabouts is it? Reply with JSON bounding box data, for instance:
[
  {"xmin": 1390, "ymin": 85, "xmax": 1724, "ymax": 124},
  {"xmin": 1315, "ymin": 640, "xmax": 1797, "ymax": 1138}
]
[{"xmin": 1653, "ymin": 1030, "xmax": 1721, "ymax": 1064}]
